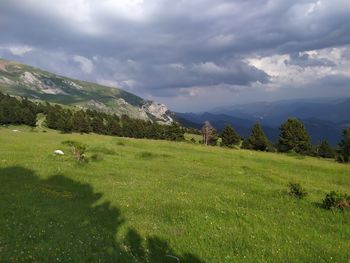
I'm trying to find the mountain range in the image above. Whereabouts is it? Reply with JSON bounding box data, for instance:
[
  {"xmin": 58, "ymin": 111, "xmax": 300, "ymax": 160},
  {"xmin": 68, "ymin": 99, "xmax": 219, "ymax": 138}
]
[
  {"xmin": 177, "ymin": 98, "xmax": 350, "ymax": 145},
  {"xmin": 1, "ymin": 58, "xmax": 348, "ymax": 145},
  {"xmin": 0, "ymin": 58, "xmax": 174, "ymax": 124}
]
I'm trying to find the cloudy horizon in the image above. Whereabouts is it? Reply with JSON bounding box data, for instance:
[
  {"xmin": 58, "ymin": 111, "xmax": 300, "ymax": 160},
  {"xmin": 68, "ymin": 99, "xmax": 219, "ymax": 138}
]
[{"xmin": 0, "ymin": 0, "xmax": 349, "ymax": 112}]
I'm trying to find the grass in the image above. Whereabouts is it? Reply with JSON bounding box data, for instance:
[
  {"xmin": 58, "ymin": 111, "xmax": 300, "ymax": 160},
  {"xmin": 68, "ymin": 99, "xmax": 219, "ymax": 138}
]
[{"xmin": 0, "ymin": 126, "xmax": 349, "ymax": 262}]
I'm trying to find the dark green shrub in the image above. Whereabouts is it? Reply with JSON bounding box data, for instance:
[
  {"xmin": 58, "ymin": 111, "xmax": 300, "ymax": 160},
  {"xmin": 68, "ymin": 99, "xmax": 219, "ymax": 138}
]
[
  {"xmin": 62, "ymin": 140, "xmax": 87, "ymax": 163},
  {"xmin": 190, "ymin": 137, "xmax": 196, "ymax": 144},
  {"xmin": 288, "ymin": 183, "xmax": 307, "ymax": 199},
  {"xmin": 322, "ymin": 191, "xmax": 350, "ymax": 210},
  {"xmin": 337, "ymin": 128, "xmax": 350, "ymax": 163}
]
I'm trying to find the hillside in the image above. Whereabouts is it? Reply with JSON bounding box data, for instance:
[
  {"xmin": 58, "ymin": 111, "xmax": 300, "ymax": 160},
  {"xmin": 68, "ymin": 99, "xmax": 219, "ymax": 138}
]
[
  {"xmin": 0, "ymin": 58, "xmax": 173, "ymax": 124},
  {"xmin": 0, "ymin": 126, "xmax": 349, "ymax": 262}
]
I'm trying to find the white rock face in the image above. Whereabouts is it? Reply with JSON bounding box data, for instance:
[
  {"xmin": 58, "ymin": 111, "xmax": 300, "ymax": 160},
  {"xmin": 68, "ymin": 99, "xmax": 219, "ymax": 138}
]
[
  {"xmin": 87, "ymin": 100, "xmax": 110, "ymax": 111},
  {"xmin": 117, "ymin": 98, "xmax": 127, "ymax": 105},
  {"xmin": 142, "ymin": 101, "xmax": 174, "ymax": 124},
  {"xmin": 0, "ymin": 77, "xmax": 14, "ymax": 85},
  {"xmin": 64, "ymin": 80, "xmax": 83, "ymax": 90},
  {"xmin": 21, "ymin": 72, "xmax": 67, "ymax": 95},
  {"xmin": 21, "ymin": 72, "xmax": 40, "ymax": 85}
]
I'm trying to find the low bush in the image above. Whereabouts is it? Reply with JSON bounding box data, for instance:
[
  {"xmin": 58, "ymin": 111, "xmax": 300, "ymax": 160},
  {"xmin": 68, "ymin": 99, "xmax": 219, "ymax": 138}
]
[
  {"xmin": 322, "ymin": 191, "xmax": 350, "ymax": 210},
  {"xmin": 288, "ymin": 183, "xmax": 308, "ymax": 199},
  {"xmin": 62, "ymin": 140, "xmax": 87, "ymax": 163}
]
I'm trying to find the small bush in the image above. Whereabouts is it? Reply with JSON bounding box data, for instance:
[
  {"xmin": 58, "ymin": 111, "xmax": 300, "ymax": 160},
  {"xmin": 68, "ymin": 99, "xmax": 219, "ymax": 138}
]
[
  {"xmin": 62, "ymin": 140, "xmax": 87, "ymax": 163},
  {"xmin": 322, "ymin": 191, "xmax": 350, "ymax": 210},
  {"xmin": 288, "ymin": 183, "xmax": 308, "ymax": 199},
  {"xmin": 190, "ymin": 137, "xmax": 196, "ymax": 143}
]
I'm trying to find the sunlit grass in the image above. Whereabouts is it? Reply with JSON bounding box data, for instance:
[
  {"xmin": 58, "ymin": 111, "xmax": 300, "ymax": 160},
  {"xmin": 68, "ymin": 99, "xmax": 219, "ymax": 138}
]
[{"xmin": 0, "ymin": 126, "xmax": 349, "ymax": 262}]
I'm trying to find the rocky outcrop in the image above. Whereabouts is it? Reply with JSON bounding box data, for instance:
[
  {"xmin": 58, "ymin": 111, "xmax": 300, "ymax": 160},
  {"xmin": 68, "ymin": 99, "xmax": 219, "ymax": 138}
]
[{"xmin": 141, "ymin": 101, "xmax": 174, "ymax": 124}]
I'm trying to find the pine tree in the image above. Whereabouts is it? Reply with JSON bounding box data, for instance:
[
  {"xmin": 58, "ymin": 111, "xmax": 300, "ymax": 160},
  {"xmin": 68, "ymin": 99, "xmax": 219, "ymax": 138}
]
[
  {"xmin": 337, "ymin": 128, "xmax": 350, "ymax": 163},
  {"xmin": 208, "ymin": 128, "xmax": 219, "ymax": 146},
  {"xmin": 107, "ymin": 118, "xmax": 121, "ymax": 136},
  {"xmin": 72, "ymin": 110, "xmax": 91, "ymax": 133},
  {"xmin": 317, "ymin": 140, "xmax": 335, "ymax": 158},
  {"xmin": 277, "ymin": 118, "xmax": 311, "ymax": 154},
  {"xmin": 221, "ymin": 124, "xmax": 240, "ymax": 147},
  {"xmin": 243, "ymin": 123, "xmax": 270, "ymax": 151},
  {"xmin": 91, "ymin": 116, "xmax": 106, "ymax": 134}
]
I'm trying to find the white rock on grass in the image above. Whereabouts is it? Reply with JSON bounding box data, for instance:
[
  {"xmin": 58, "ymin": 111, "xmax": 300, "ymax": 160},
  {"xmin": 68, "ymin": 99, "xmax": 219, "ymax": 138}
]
[{"xmin": 54, "ymin": 150, "xmax": 64, "ymax": 155}]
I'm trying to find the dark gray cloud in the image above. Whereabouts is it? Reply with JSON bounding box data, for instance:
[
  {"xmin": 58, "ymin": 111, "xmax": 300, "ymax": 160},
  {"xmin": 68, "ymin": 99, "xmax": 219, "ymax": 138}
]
[
  {"xmin": 286, "ymin": 53, "xmax": 336, "ymax": 67},
  {"xmin": 0, "ymin": 0, "xmax": 349, "ymax": 111}
]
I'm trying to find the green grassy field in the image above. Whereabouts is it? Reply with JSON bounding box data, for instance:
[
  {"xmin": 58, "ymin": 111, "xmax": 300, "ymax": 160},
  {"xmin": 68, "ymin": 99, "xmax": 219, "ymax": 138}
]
[{"xmin": 0, "ymin": 126, "xmax": 349, "ymax": 262}]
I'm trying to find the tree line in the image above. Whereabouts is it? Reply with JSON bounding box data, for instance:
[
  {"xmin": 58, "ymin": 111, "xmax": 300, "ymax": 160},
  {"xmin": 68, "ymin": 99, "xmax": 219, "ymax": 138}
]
[
  {"xmin": 201, "ymin": 119, "xmax": 350, "ymax": 163},
  {"xmin": 0, "ymin": 92, "xmax": 184, "ymax": 141}
]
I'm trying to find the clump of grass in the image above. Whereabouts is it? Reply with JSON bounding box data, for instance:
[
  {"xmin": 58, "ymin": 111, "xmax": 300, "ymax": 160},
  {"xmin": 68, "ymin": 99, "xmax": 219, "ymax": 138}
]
[
  {"xmin": 322, "ymin": 191, "xmax": 349, "ymax": 210},
  {"xmin": 137, "ymin": 151, "xmax": 155, "ymax": 159},
  {"xmin": 136, "ymin": 151, "xmax": 171, "ymax": 160},
  {"xmin": 160, "ymin": 153, "xmax": 172, "ymax": 158},
  {"xmin": 90, "ymin": 153, "xmax": 104, "ymax": 162},
  {"xmin": 62, "ymin": 140, "xmax": 87, "ymax": 163},
  {"xmin": 288, "ymin": 183, "xmax": 308, "ymax": 199},
  {"xmin": 116, "ymin": 141, "xmax": 125, "ymax": 146},
  {"xmin": 91, "ymin": 146, "xmax": 116, "ymax": 155}
]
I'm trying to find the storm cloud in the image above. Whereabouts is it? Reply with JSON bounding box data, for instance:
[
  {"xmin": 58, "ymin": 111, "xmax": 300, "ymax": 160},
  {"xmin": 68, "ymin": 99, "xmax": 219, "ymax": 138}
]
[{"xmin": 0, "ymin": 0, "xmax": 349, "ymax": 111}]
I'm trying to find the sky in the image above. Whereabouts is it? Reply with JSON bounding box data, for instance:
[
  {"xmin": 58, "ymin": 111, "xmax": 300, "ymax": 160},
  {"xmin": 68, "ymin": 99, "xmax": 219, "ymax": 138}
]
[{"xmin": 0, "ymin": 0, "xmax": 350, "ymax": 112}]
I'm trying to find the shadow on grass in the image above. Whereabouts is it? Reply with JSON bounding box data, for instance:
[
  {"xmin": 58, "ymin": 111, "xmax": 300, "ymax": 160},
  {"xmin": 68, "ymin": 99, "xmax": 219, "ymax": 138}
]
[{"xmin": 0, "ymin": 166, "xmax": 203, "ymax": 263}]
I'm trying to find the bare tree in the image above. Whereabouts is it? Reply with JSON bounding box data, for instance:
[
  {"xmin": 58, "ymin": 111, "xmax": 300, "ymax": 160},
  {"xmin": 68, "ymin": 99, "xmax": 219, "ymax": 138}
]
[{"xmin": 201, "ymin": 121, "xmax": 214, "ymax": 145}]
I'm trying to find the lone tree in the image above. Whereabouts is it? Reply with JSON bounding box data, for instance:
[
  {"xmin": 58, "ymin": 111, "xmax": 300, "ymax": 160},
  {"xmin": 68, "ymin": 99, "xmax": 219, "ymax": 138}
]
[
  {"xmin": 201, "ymin": 121, "xmax": 216, "ymax": 146},
  {"xmin": 277, "ymin": 118, "xmax": 311, "ymax": 154},
  {"xmin": 317, "ymin": 140, "xmax": 335, "ymax": 158},
  {"xmin": 242, "ymin": 123, "xmax": 270, "ymax": 151},
  {"xmin": 337, "ymin": 128, "xmax": 350, "ymax": 163},
  {"xmin": 221, "ymin": 124, "xmax": 240, "ymax": 147}
]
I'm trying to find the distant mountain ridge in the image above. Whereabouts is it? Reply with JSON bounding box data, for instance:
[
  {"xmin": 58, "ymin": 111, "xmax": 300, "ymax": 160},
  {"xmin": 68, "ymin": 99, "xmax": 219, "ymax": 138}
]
[
  {"xmin": 0, "ymin": 58, "xmax": 174, "ymax": 124},
  {"xmin": 211, "ymin": 98, "xmax": 350, "ymax": 124},
  {"xmin": 178, "ymin": 98, "xmax": 350, "ymax": 145}
]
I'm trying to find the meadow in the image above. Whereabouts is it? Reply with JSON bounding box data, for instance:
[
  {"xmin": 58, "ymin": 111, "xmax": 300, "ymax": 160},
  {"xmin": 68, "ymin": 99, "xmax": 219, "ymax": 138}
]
[{"xmin": 0, "ymin": 126, "xmax": 349, "ymax": 262}]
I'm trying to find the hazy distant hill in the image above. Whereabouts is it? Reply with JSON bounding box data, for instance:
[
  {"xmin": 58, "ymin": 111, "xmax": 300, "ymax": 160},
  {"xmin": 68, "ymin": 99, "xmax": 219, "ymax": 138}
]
[
  {"xmin": 0, "ymin": 58, "xmax": 174, "ymax": 124},
  {"xmin": 177, "ymin": 97, "xmax": 350, "ymax": 145},
  {"xmin": 211, "ymin": 98, "xmax": 350, "ymax": 125}
]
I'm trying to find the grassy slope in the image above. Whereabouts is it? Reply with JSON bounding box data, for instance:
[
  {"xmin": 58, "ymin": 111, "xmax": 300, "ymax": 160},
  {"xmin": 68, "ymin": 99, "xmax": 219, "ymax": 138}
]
[{"xmin": 0, "ymin": 126, "xmax": 349, "ymax": 262}]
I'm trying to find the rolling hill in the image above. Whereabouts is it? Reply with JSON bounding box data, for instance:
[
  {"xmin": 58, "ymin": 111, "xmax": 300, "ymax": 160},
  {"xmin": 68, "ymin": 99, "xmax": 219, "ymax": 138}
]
[{"xmin": 0, "ymin": 58, "xmax": 174, "ymax": 124}]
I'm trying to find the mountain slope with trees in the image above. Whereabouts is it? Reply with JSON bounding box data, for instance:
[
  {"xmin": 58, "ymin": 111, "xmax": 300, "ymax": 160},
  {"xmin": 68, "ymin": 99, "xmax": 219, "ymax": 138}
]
[{"xmin": 0, "ymin": 58, "xmax": 174, "ymax": 124}]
